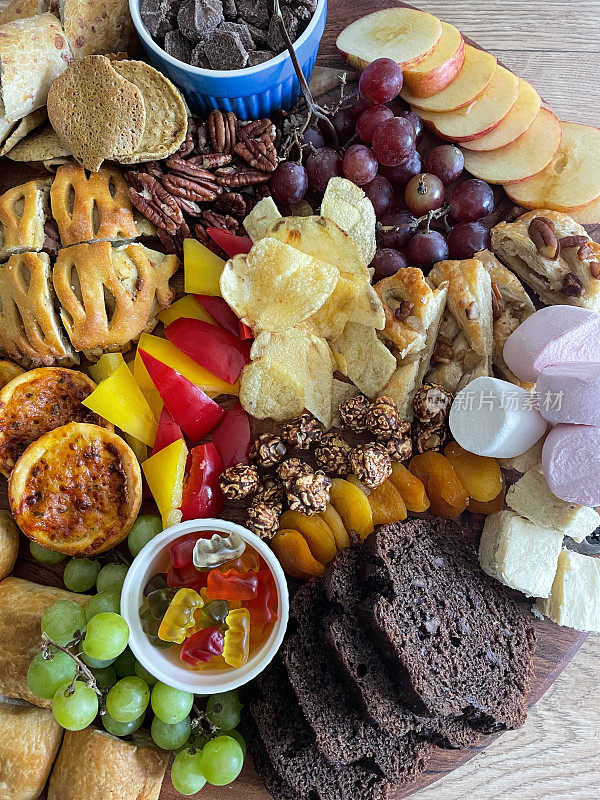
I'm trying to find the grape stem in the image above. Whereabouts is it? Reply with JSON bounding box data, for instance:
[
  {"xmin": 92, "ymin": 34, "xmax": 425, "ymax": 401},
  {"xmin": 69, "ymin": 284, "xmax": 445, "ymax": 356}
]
[{"xmin": 41, "ymin": 633, "xmax": 102, "ymax": 697}]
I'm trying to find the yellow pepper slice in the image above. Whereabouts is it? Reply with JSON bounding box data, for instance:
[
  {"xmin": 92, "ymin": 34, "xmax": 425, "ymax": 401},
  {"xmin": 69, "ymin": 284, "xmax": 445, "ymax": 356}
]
[
  {"xmin": 133, "ymin": 350, "xmax": 163, "ymax": 422},
  {"xmin": 82, "ymin": 363, "xmax": 157, "ymax": 447},
  {"xmin": 158, "ymin": 294, "xmax": 216, "ymax": 328},
  {"xmin": 184, "ymin": 238, "xmax": 225, "ymax": 296},
  {"xmin": 142, "ymin": 438, "xmax": 188, "ymax": 529},
  {"xmin": 88, "ymin": 353, "xmax": 127, "ymax": 383}
]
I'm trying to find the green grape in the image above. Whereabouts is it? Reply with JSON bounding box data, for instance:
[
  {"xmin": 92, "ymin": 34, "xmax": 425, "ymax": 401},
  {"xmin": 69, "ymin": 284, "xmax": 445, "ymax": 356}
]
[
  {"xmin": 90, "ymin": 665, "xmax": 117, "ymax": 690},
  {"xmin": 206, "ymin": 690, "xmax": 242, "ymax": 732},
  {"xmin": 30, "ymin": 542, "xmax": 66, "ymax": 564},
  {"xmin": 102, "ymin": 711, "xmax": 145, "ymax": 737},
  {"xmin": 63, "ymin": 557, "xmax": 101, "ymax": 592},
  {"xmin": 151, "ymin": 682, "xmax": 194, "ymax": 725},
  {"xmin": 41, "ymin": 601, "xmax": 86, "ymax": 646},
  {"xmin": 52, "ymin": 680, "xmax": 98, "ymax": 730},
  {"xmin": 79, "ymin": 645, "xmax": 115, "ymax": 669},
  {"xmin": 199, "ymin": 736, "xmax": 244, "ymax": 786},
  {"xmin": 106, "ymin": 676, "xmax": 150, "ymax": 723},
  {"xmin": 134, "ymin": 661, "xmax": 159, "ymax": 686},
  {"xmin": 171, "ymin": 748, "xmax": 207, "ymax": 796},
  {"xmin": 83, "ymin": 612, "xmax": 129, "ymax": 661},
  {"xmin": 114, "ymin": 648, "xmax": 137, "ymax": 678},
  {"xmin": 151, "ymin": 714, "xmax": 191, "ymax": 750},
  {"xmin": 27, "ymin": 651, "xmax": 76, "ymax": 699},
  {"xmin": 85, "ymin": 592, "xmax": 121, "ymax": 622},
  {"xmin": 96, "ymin": 564, "xmax": 129, "ymax": 595},
  {"xmin": 128, "ymin": 514, "xmax": 162, "ymax": 557},
  {"xmin": 225, "ymin": 729, "xmax": 247, "ymax": 758}
]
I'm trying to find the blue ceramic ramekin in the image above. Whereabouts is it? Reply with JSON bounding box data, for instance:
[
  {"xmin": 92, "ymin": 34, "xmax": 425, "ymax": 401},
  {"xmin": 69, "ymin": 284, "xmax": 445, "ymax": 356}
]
[{"xmin": 129, "ymin": 0, "xmax": 327, "ymax": 118}]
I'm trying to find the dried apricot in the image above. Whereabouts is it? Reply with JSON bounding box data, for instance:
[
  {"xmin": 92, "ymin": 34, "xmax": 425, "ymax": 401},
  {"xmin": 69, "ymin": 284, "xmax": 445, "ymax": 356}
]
[
  {"xmin": 272, "ymin": 529, "xmax": 326, "ymax": 580},
  {"xmin": 329, "ymin": 478, "xmax": 374, "ymax": 540},
  {"xmin": 468, "ymin": 479, "xmax": 506, "ymax": 514},
  {"xmin": 389, "ymin": 462, "xmax": 429, "ymax": 512},
  {"xmin": 320, "ymin": 504, "xmax": 350, "ymax": 551},
  {"xmin": 366, "ymin": 479, "xmax": 407, "ymax": 525},
  {"xmin": 280, "ymin": 509, "xmax": 338, "ymax": 564},
  {"xmin": 444, "ymin": 442, "xmax": 502, "ymax": 502},
  {"xmin": 409, "ymin": 452, "xmax": 468, "ymax": 519}
]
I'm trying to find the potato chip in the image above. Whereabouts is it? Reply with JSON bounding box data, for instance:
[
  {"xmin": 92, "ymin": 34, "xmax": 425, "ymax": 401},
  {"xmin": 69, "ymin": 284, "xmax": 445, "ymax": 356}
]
[
  {"xmin": 265, "ymin": 215, "xmax": 369, "ymax": 280},
  {"xmin": 243, "ymin": 197, "xmax": 282, "ymax": 243},
  {"xmin": 220, "ymin": 238, "xmax": 338, "ymax": 333},
  {"xmin": 330, "ymin": 321, "xmax": 396, "ymax": 397},
  {"xmin": 239, "ymin": 358, "xmax": 305, "ymax": 421},
  {"xmin": 321, "ymin": 177, "xmax": 377, "ymax": 265},
  {"xmin": 306, "ymin": 274, "xmax": 385, "ymax": 340},
  {"xmin": 330, "ymin": 378, "xmax": 360, "ymax": 428}
]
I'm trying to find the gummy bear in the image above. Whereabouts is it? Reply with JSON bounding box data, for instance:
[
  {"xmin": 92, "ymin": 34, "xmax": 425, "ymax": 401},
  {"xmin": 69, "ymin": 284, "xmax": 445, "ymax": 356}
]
[
  {"xmin": 192, "ymin": 531, "xmax": 246, "ymax": 570},
  {"xmin": 167, "ymin": 562, "xmax": 207, "ymax": 593},
  {"xmin": 246, "ymin": 569, "xmax": 277, "ymax": 629},
  {"xmin": 206, "ymin": 568, "xmax": 258, "ymax": 601},
  {"xmin": 140, "ymin": 605, "xmax": 171, "ymax": 649},
  {"xmin": 223, "ymin": 607, "xmax": 250, "ymax": 668},
  {"xmin": 219, "ymin": 548, "xmax": 261, "ymax": 574},
  {"xmin": 146, "ymin": 587, "xmax": 178, "ymax": 620},
  {"xmin": 158, "ymin": 588, "xmax": 204, "ymax": 644},
  {"xmin": 170, "ymin": 532, "xmax": 212, "ymax": 569},
  {"xmin": 180, "ymin": 627, "xmax": 225, "ymax": 666}
]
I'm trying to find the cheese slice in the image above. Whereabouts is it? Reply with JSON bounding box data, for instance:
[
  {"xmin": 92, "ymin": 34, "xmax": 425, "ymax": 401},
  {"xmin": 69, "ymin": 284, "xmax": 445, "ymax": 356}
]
[
  {"xmin": 535, "ymin": 549, "xmax": 600, "ymax": 632},
  {"xmin": 498, "ymin": 439, "xmax": 544, "ymax": 474}
]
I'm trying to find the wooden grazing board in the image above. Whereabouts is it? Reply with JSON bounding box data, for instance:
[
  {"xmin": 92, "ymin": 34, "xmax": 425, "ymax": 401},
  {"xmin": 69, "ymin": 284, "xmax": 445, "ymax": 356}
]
[{"xmin": 2, "ymin": 0, "xmax": 597, "ymax": 797}]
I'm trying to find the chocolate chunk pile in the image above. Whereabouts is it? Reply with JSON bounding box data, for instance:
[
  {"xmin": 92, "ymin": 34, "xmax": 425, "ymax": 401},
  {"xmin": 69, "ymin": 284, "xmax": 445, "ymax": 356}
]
[{"xmin": 141, "ymin": 0, "xmax": 317, "ymax": 70}]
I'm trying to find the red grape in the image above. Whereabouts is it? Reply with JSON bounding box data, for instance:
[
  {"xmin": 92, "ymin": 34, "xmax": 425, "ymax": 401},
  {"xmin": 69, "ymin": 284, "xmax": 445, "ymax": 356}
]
[
  {"xmin": 363, "ymin": 175, "xmax": 394, "ymax": 217},
  {"xmin": 377, "ymin": 210, "xmax": 418, "ymax": 249},
  {"xmin": 270, "ymin": 162, "xmax": 308, "ymax": 206},
  {"xmin": 305, "ymin": 148, "xmax": 343, "ymax": 192},
  {"xmin": 404, "ymin": 173, "xmax": 445, "ymax": 215},
  {"xmin": 359, "ymin": 58, "xmax": 404, "ymax": 104},
  {"xmin": 380, "ymin": 151, "xmax": 422, "ymax": 188},
  {"xmin": 331, "ymin": 108, "xmax": 356, "ymax": 145},
  {"xmin": 398, "ymin": 110, "xmax": 423, "ymax": 141},
  {"xmin": 372, "ymin": 117, "xmax": 416, "ymax": 167},
  {"xmin": 356, "ymin": 105, "xmax": 394, "ymax": 144},
  {"xmin": 348, "ymin": 96, "xmax": 375, "ymax": 118},
  {"xmin": 407, "ymin": 230, "xmax": 449, "ymax": 268},
  {"xmin": 301, "ymin": 126, "xmax": 325, "ymax": 152},
  {"xmin": 450, "ymin": 179, "xmax": 494, "ymax": 222},
  {"xmin": 371, "ymin": 248, "xmax": 408, "ymax": 281},
  {"xmin": 447, "ymin": 222, "xmax": 491, "ymax": 259},
  {"xmin": 343, "ymin": 144, "xmax": 378, "ymax": 186},
  {"xmin": 424, "ymin": 145, "xmax": 464, "ymax": 185}
]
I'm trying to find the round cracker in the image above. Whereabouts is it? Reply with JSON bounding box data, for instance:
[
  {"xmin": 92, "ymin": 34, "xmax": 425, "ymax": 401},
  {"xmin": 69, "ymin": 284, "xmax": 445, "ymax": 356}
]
[
  {"xmin": 47, "ymin": 55, "xmax": 146, "ymax": 172},
  {"xmin": 112, "ymin": 60, "xmax": 187, "ymax": 164},
  {"xmin": 6, "ymin": 122, "xmax": 71, "ymax": 163}
]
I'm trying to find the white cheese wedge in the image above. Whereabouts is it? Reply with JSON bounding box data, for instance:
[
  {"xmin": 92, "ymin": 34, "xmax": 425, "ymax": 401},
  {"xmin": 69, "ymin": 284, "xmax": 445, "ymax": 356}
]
[
  {"xmin": 506, "ymin": 467, "xmax": 600, "ymax": 542},
  {"xmin": 243, "ymin": 197, "xmax": 281, "ymax": 243},
  {"xmin": 498, "ymin": 438, "xmax": 544, "ymax": 474},
  {"xmin": 535, "ymin": 549, "xmax": 600, "ymax": 632},
  {"xmin": 479, "ymin": 510, "xmax": 563, "ymax": 597}
]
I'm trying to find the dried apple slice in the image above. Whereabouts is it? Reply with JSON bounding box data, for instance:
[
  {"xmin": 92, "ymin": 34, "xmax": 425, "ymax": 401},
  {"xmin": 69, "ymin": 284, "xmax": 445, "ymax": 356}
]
[
  {"xmin": 504, "ymin": 121, "xmax": 600, "ymax": 209},
  {"xmin": 336, "ymin": 7, "xmax": 442, "ymax": 70},
  {"xmin": 402, "ymin": 45, "xmax": 496, "ymax": 112},
  {"xmin": 415, "ymin": 66, "xmax": 519, "ymax": 142},
  {"xmin": 462, "ymin": 79, "xmax": 541, "ymax": 151},
  {"xmin": 566, "ymin": 195, "xmax": 600, "ymax": 225},
  {"xmin": 460, "ymin": 108, "xmax": 562, "ymax": 184},
  {"xmin": 402, "ymin": 21, "xmax": 465, "ymax": 98}
]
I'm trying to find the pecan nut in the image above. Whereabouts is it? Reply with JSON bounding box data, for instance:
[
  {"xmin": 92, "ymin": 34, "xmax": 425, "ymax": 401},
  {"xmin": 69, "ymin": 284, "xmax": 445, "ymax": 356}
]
[
  {"xmin": 157, "ymin": 220, "xmax": 190, "ymax": 255},
  {"xmin": 491, "ymin": 281, "xmax": 503, "ymax": 321},
  {"xmin": 198, "ymin": 153, "xmax": 233, "ymax": 169},
  {"xmin": 239, "ymin": 118, "xmax": 276, "ymax": 141},
  {"xmin": 175, "ymin": 133, "xmax": 195, "ymax": 158},
  {"xmin": 394, "ymin": 300, "xmax": 414, "ymax": 321},
  {"xmin": 578, "ymin": 242, "xmax": 596, "ymax": 261},
  {"xmin": 528, "ymin": 216, "xmax": 559, "ymax": 260},
  {"xmin": 161, "ymin": 174, "xmax": 221, "ymax": 202},
  {"xmin": 127, "ymin": 172, "xmax": 184, "ymax": 234},
  {"xmin": 559, "ymin": 234, "xmax": 589, "ymax": 249},
  {"xmin": 234, "ymin": 134, "xmax": 278, "ymax": 172},
  {"xmin": 165, "ymin": 156, "xmax": 217, "ymax": 182},
  {"xmin": 465, "ymin": 301, "xmax": 480, "ymax": 320},
  {"xmin": 431, "ymin": 341, "xmax": 454, "ymax": 364},
  {"xmin": 201, "ymin": 209, "xmax": 239, "ymax": 231},
  {"xmin": 215, "ymin": 166, "xmax": 271, "ymax": 187},
  {"xmin": 215, "ymin": 192, "xmax": 247, "ymax": 218},
  {"xmin": 560, "ymin": 272, "xmax": 585, "ymax": 297},
  {"xmin": 208, "ymin": 109, "xmax": 238, "ymax": 154}
]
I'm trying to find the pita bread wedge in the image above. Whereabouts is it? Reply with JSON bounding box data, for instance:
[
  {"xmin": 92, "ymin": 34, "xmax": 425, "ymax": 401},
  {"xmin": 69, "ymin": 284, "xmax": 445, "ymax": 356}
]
[
  {"xmin": 60, "ymin": 0, "xmax": 139, "ymax": 59},
  {"xmin": 0, "ymin": 108, "xmax": 47, "ymax": 156},
  {"xmin": 6, "ymin": 121, "xmax": 71, "ymax": 163},
  {"xmin": 0, "ymin": 0, "xmax": 49, "ymax": 25},
  {"xmin": 47, "ymin": 55, "xmax": 146, "ymax": 171},
  {"xmin": 112, "ymin": 60, "xmax": 187, "ymax": 163},
  {"xmin": 0, "ymin": 14, "xmax": 72, "ymax": 124}
]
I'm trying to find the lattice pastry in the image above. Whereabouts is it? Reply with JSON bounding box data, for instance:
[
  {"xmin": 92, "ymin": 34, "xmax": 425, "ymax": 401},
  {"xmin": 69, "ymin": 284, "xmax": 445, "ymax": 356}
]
[
  {"xmin": 427, "ymin": 258, "xmax": 494, "ymax": 393},
  {"xmin": 53, "ymin": 241, "xmax": 177, "ymax": 359},
  {"xmin": 50, "ymin": 164, "xmax": 155, "ymax": 247},
  {"xmin": 0, "ymin": 252, "xmax": 76, "ymax": 367},
  {"xmin": 0, "ymin": 179, "xmax": 51, "ymax": 261}
]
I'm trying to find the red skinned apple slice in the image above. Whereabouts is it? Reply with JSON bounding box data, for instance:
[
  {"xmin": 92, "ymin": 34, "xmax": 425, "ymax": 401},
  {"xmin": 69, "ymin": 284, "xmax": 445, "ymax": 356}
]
[
  {"xmin": 414, "ymin": 66, "xmax": 519, "ymax": 142},
  {"xmin": 402, "ymin": 45, "xmax": 496, "ymax": 112},
  {"xmin": 336, "ymin": 8, "xmax": 442, "ymax": 70},
  {"xmin": 462, "ymin": 79, "xmax": 541, "ymax": 151},
  {"xmin": 566, "ymin": 195, "xmax": 600, "ymax": 225},
  {"xmin": 402, "ymin": 21, "xmax": 465, "ymax": 97},
  {"xmin": 460, "ymin": 108, "xmax": 561, "ymax": 184},
  {"xmin": 504, "ymin": 121, "xmax": 600, "ymax": 209}
]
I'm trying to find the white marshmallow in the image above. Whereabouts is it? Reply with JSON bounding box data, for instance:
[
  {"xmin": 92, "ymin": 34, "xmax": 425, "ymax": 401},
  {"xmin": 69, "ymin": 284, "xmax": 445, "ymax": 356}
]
[{"xmin": 449, "ymin": 376, "xmax": 548, "ymax": 458}]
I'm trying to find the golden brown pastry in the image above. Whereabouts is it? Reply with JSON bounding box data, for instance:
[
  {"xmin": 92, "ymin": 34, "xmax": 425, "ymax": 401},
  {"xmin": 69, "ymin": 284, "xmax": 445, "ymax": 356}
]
[
  {"xmin": 10, "ymin": 422, "xmax": 142, "ymax": 556},
  {"xmin": 48, "ymin": 727, "xmax": 168, "ymax": 800},
  {"xmin": 53, "ymin": 241, "xmax": 177, "ymax": 359},
  {"xmin": 50, "ymin": 164, "xmax": 154, "ymax": 246},
  {"xmin": 0, "ymin": 179, "xmax": 51, "ymax": 260},
  {"xmin": 491, "ymin": 209, "xmax": 600, "ymax": 310},
  {"xmin": 0, "ymin": 510, "xmax": 19, "ymax": 580},
  {"xmin": 427, "ymin": 258, "xmax": 494, "ymax": 393},
  {"xmin": 0, "ymin": 577, "xmax": 87, "ymax": 707},
  {"xmin": 0, "ymin": 251, "xmax": 77, "ymax": 367},
  {"xmin": 0, "ymin": 697, "xmax": 63, "ymax": 800},
  {"xmin": 0, "ymin": 367, "xmax": 111, "ymax": 477},
  {"xmin": 0, "ymin": 359, "xmax": 24, "ymax": 389}
]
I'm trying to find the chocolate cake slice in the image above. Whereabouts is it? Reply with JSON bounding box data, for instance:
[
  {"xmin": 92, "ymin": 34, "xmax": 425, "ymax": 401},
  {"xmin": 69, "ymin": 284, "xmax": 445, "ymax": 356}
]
[{"xmin": 361, "ymin": 521, "xmax": 536, "ymax": 731}]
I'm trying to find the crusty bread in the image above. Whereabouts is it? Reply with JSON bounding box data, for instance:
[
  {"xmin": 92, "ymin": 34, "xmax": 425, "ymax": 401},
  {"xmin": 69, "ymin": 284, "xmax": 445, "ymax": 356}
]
[
  {"xmin": 0, "ymin": 178, "xmax": 51, "ymax": 260},
  {"xmin": 0, "ymin": 510, "xmax": 19, "ymax": 580},
  {"xmin": 0, "ymin": 0, "xmax": 49, "ymax": 25},
  {"xmin": 59, "ymin": 0, "xmax": 138, "ymax": 59},
  {"xmin": 6, "ymin": 122, "xmax": 71, "ymax": 164}
]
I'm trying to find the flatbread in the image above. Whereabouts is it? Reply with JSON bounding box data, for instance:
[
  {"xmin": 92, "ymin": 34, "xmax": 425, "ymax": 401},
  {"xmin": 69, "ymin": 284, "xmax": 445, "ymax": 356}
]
[
  {"xmin": 60, "ymin": 0, "xmax": 139, "ymax": 59},
  {"xmin": 0, "ymin": 0, "xmax": 50, "ymax": 24},
  {"xmin": 0, "ymin": 14, "xmax": 72, "ymax": 123},
  {"xmin": 6, "ymin": 121, "xmax": 71, "ymax": 162},
  {"xmin": 0, "ymin": 107, "xmax": 47, "ymax": 156}
]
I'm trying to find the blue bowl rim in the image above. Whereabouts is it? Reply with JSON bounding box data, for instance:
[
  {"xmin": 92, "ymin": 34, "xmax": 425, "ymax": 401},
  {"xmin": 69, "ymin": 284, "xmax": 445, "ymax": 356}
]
[{"xmin": 129, "ymin": 0, "xmax": 327, "ymax": 80}]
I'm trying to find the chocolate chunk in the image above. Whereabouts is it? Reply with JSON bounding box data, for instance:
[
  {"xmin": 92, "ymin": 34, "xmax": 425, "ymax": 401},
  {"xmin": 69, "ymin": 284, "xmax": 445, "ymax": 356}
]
[
  {"xmin": 284, "ymin": 0, "xmax": 316, "ymax": 21},
  {"xmin": 190, "ymin": 41, "xmax": 211, "ymax": 68},
  {"xmin": 247, "ymin": 49, "xmax": 274, "ymax": 66},
  {"xmin": 223, "ymin": 0, "xmax": 237, "ymax": 20},
  {"xmin": 219, "ymin": 20, "xmax": 254, "ymax": 50},
  {"xmin": 267, "ymin": 6, "xmax": 298, "ymax": 52},
  {"xmin": 163, "ymin": 29, "xmax": 193, "ymax": 62},
  {"xmin": 206, "ymin": 27, "xmax": 249, "ymax": 69},
  {"xmin": 177, "ymin": 0, "xmax": 223, "ymax": 42},
  {"xmin": 246, "ymin": 22, "xmax": 269, "ymax": 48},
  {"xmin": 141, "ymin": 0, "xmax": 175, "ymax": 37},
  {"xmin": 236, "ymin": 0, "xmax": 269, "ymax": 28}
]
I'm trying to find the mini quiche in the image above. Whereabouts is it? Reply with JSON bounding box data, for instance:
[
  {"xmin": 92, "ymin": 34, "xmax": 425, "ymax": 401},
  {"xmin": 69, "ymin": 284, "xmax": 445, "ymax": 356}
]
[
  {"xmin": 9, "ymin": 423, "xmax": 142, "ymax": 556},
  {"xmin": 0, "ymin": 367, "xmax": 111, "ymax": 477}
]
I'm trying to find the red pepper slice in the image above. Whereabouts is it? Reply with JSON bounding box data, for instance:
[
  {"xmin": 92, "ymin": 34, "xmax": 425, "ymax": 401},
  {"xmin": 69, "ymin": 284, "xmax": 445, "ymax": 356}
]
[
  {"xmin": 169, "ymin": 531, "xmax": 213, "ymax": 569},
  {"xmin": 206, "ymin": 227, "xmax": 253, "ymax": 257},
  {"xmin": 238, "ymin": 319, "xmax": 254, "ymax": 340},
  {"xmin": 194, "ymin": 296, "xmax": 240, "ymax": 337},
  {"xmin": 165, "ymin": 318, "xmax": 251, "ymax": 385},
  {"xmin": 212, "ymin": 400, "xmax": 251, "ymax": 469},
  {"xmin": 246, "ymin": 568, "xmax": 278, "ymax": 628},
  {"xmin": 153, "ymin": 406, "xmax": 184, "ymax": 454},
  {"xmin": 139, "ymin": 350, "xmax": 225, "ymax": 442},
  {"xmin": 206, "ymin": 567, "xmax": 258, "ymax": 601},
  {"xmin": 180, "ymin": 443, "xmax": 225, "ymax": 521},
  {"xmin": 180, "ymin": 627, "xmax": 225, "ymax": 665},
  {"xmin": 167, "ymin": 563, "xmax": 207, "ymax": 592}
]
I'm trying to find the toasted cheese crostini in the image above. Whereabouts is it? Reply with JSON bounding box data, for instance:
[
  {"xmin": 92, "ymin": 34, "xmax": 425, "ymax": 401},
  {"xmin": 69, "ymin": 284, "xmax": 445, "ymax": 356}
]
[{"xmin": 9, "ymin": 423, "xmax": 142, "ymax": 556}]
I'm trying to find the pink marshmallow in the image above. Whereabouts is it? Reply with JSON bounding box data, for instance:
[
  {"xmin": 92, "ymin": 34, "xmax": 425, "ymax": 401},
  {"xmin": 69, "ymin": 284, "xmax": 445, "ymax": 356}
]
[
  {"xmin": 503, "ymin": 306, "xmax": 600, "ymax": 383},
  {"xmin": 536, "ymin": 363, "xmax": 600, "ymax": 425},
  {"xmin": 542, "ymin": 424, "xmax": 600, "ymax": 506}
]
